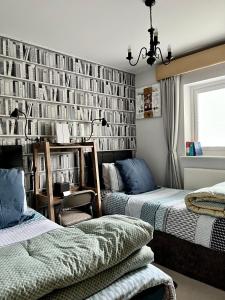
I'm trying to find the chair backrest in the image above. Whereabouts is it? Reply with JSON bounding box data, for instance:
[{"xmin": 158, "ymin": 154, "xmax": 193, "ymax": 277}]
[{"xmin": 61, "ymin": 190, "xmax": 96, "ymax": 210}]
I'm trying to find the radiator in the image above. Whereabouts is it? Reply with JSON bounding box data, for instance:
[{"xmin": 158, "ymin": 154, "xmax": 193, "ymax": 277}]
[{"xmin": 184, "ymin": 168, "xmax": 225, "ymax": 190}]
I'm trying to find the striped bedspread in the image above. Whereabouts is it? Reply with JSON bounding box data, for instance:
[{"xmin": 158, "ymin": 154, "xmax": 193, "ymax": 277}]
[{"xmin": 103, "ymin": 187, "xmax": 225, "ymax": 252}]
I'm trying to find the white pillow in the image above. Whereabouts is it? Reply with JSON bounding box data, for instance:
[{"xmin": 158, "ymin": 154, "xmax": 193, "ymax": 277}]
[
  {"xmin": 108, "ymin": 163, "xmax": 124, "ymax": 192},
  {"xmin": 102, "ymin": 163, "xmax": 111, "ymax": 190}
]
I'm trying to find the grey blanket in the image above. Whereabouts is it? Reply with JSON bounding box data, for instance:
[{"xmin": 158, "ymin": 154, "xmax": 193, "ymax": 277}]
[{"xmin": 185, "ymin": 181, "xmax": 225, "ymax": 217}]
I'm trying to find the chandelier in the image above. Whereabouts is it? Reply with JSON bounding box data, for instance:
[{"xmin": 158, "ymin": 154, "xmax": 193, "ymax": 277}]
[{"xmin": 126, "ymin": 0, "xmax": 173, "ymax": 66}]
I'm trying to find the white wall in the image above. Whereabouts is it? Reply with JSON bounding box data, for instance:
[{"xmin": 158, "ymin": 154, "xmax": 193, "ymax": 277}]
[
  {"xmin": 136, "ymin": 67, "xmax": 167, "ymax": 186},
  {"xmin": 136, "ymin": 62, "xmax": 225, "ymax": 187}
]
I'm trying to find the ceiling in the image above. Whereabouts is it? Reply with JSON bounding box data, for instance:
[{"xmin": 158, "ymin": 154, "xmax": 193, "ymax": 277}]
[{"xmin": 0, "ymin": 0, "xmax": 225, "ymax": 74}]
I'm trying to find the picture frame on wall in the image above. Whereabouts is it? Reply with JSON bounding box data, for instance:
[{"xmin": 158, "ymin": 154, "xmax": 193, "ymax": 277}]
[{"xmin": 136, "ymin": 83, "xmax": 161, "ymax": 119}]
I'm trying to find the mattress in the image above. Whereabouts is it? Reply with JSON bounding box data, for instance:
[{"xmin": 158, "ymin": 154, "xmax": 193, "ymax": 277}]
[
  {"xmin": 0, "ymin": 208, "xmax": 60, "ymax": 247},
  {"xmin": 0, "ymin": 208, "xmax": 176, "ymax": 300},
  {"xmin": 103, "ymin": 187, "xmax": 225, "ymax": 252}
]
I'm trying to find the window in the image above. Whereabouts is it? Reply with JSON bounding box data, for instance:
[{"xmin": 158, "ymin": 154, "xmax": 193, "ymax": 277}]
[
  {"xmin": 185, "ymin": 77, "xmax": 225, "ymax": 155},
  {"xmin": 196, "ymin": 87, "xmax": 225, "ymax": 147}
]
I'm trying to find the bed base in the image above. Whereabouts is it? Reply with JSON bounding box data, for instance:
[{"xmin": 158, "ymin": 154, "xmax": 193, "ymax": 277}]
[
  {"xmin": 132, "ymin": 284, "xmax": 165, "ymax": 300},
  {"xmin": 150, "ymin": 230, "xmax": 225, "ymax": 291}
]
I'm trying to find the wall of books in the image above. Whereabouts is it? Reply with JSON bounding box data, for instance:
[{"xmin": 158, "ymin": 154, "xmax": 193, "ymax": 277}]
[{"xmin": 0, "ymin": 36, "xmax": 136, "ymax": 199}]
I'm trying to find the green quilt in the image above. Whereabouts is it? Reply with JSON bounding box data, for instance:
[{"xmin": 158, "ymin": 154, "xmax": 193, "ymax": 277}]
[
  {"xmin": 0, "ymin": 215, "xmax": 153, "ymax": 300},
  {"xmin": 42, "ymin": 246, "xmax": 154, "ymax": 300}
]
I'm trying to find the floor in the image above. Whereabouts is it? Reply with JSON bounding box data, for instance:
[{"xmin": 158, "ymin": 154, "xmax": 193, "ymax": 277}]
[{"xmin": 155, "ymin": 264, "xmax": 225, "ymax": 300}]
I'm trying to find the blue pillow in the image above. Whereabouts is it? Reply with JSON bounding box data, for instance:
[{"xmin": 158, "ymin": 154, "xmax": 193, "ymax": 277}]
[
  {"xmin": 0, "ymin": 168, "xmax": 33, "ymax": 229},
  {"xmin": 115, "ymin": 158, "xmax": 156, "ymax": 195}
]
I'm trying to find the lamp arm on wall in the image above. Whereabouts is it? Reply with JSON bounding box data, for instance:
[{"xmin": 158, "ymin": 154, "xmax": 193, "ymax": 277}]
[
  {"xmin": 10, "ymin": 108, "xmax": 39, "ymax": 143},
  {"xmin": 84, "ymin": 118, "xmax": 109, "ymax": 142}
]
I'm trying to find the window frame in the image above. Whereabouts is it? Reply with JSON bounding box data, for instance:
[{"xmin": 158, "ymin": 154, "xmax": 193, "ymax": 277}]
[{"xmin": 189, "ymin": 78, "xmax": 225, "ymax": 154}]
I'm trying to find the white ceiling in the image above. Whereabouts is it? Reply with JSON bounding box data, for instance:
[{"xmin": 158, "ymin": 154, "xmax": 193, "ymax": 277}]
[{"xmin": 0, "ymin": 0, "xmax": 225, "ymax": 74}]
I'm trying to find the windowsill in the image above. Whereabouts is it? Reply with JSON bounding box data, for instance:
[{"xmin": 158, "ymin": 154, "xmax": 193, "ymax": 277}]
[{"xmin": 180, "ymin": 155, "xmax": 225, "ymax": 159}]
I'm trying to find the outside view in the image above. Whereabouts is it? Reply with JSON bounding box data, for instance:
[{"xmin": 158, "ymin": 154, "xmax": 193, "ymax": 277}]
[{"xmin": 197, "ymin": 87, "xmax": 225, "ymax": 147}]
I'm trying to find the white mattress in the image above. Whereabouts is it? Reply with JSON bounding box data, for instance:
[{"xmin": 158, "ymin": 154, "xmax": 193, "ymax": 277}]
[{"xmin": 0, "ymin": 208, "xmax": 60, "ymax": 247}]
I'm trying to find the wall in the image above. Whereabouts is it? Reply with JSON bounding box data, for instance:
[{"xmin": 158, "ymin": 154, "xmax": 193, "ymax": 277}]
[
  {"xmin": 136, "ymin": 67, "xmax": 167, "ymax": 186},
  {"xmin": 136, "ymin": 62, "xmax": 225, "ymax": 187}
]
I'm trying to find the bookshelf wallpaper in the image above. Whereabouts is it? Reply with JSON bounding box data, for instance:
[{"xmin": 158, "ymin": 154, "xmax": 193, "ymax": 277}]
[{"xmin": 0, "ymin": 36, "xmax": 136, "ymax": 199}]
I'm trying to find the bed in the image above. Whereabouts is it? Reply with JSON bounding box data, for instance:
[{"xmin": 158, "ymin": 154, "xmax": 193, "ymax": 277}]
[
  {"xmin": 99, "ymin": 150, "xmax": 225, "ymax": 291},
  {"xmin": 0, "ymin": 145, "xmax": 175, "ymax": 300}
]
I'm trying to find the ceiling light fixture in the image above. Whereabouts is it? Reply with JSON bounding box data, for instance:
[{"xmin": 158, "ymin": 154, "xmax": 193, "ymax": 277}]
[{"xmin": 126, "ymin": 0, "xmax": 173, "ymax": 66}]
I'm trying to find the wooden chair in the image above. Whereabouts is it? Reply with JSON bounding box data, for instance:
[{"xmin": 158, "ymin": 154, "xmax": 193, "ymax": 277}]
[{"xmin": 58, "ymin": 190, "xmax": 96, "ymax": 227}]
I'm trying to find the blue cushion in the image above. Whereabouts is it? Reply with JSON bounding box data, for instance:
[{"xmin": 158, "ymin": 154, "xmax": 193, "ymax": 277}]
[
  {"xmin": 0, "ymin": 168, "xmax": 32, "ymax": 229},
  {"xmin": 115, "ymin": 159, "xmax": 156, "ymax": 195}
]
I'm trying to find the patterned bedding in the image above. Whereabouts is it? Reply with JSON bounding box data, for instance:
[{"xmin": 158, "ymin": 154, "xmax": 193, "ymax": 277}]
[
  {"xmin": 0, "ymin": 208, "xmax": 176, "ymax": 300},
  {"xmin": 103, "ymin": 187, "xmax": 225, "ymax": 252}
]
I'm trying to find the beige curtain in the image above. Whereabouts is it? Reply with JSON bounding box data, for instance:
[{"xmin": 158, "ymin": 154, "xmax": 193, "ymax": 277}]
[{"xmin": 160, "ymin": 76, "xmax": 182, "ymax": 189}]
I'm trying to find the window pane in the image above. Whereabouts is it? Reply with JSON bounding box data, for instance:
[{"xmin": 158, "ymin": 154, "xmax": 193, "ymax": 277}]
[{"xmin": 197, "ymin": 88, "xmax": 225, "ymax": 147}]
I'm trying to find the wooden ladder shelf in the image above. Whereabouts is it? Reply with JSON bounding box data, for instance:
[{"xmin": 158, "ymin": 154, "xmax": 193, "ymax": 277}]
[{"xmin": 33, "ymin": 141, "xmax": 101, "ymax": 222}]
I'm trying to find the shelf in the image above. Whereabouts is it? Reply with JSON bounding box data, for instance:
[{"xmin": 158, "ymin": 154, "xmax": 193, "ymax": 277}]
[
  {"xmin": 0, "ymin": 54, "xmax": 135, "ymax": 88},
  {"xmin": 34, "ymin": 142, "xmax": 94, "ymax": 153},
  {"xmin": 23, "ymin": 148, "xmax": 136, "ymax": 156},
  {"xmin": 0, "ymin": 114, "xmax": 136, "ymax": 126},
  {"xmin": 33, "ymin": 141, "xmax": 102, "ymax": 221},
  {"xmin": 0, "ymin": 94, "xmax": 135, "ymax": 113},
  {"xmin": 24, "ymin": 166, "xmax": 81, "ymax": 175},
  {"xmin": 0, "ymin": 35, "xmax": 135, "ymax": 85},
  {"xmin": 0, "ymin": 75, "xmax": 136, "ymax": 101},
  {"xmin": 0, "ymin": 36, "xmax": 136, "ymax": 198},
  {"xmin": 0, "ymin": 134, "xmax": 135, "ymax": 139}
]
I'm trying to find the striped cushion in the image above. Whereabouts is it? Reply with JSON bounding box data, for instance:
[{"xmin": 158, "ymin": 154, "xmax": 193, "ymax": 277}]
[{"xmin": 108, "ymin": 163, "xmax": 124, "ymax": 192}]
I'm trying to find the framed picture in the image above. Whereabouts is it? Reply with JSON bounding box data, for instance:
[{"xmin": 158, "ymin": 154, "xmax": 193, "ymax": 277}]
[{"xmin": 136, "ymin": 83, "xmax": 161, "ymax": 119}]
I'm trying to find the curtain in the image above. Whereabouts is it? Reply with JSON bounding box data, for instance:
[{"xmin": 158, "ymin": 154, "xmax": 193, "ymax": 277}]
[{"xmin": 160, "ymin": 76, "xmax": 182, "ymax": 189}]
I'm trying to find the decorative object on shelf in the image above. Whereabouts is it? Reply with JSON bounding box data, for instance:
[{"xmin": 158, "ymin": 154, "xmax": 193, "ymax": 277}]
[
  {"xmin": 84, "ymin": 118, "xmax": 109, "ymax": 142},
  {"xmin": 194, "ymin": 142, "xmax": 203, "ymax": 156},
  {"xmin": 10, "ymin": 108, "xmax": 39, "ymax": 142},
  {"xmin": 185, "ymin": 141, "xmax": 203, "ymax": 156},
  {"xmin": 126, "ymin": 0, "xmax": 173, "ymax": 66},
  {"xmin": 136, "ymin": 83, "xmax": 161, "ymax": 119},
  {"xmin": 55, "ymin": 123, "xmax": 70, "ymax": 144},
  {"xmin": 53, "ymin": 182, "xmax": 70, "ymax": 197}
]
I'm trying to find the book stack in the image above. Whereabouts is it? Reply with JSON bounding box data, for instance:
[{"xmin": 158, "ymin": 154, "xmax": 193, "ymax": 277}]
[{"xmin": 186, "ymin": 141, "xmax": 203, "ymax": 156}]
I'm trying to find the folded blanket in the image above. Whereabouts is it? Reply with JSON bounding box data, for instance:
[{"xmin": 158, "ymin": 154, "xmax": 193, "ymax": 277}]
[
  {"xmin": 0, "ymin": 215, "xmax": 153, "ymax": 300},
  {"xmin": 42, "ymin": 246, "xmax": 154, "ymax": 300},
  {"xmin": 185, "ymin": 181, "xmax": 225, "ymax": 218}
]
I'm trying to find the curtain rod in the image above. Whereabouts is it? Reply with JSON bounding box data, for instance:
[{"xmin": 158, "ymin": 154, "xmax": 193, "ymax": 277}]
[{"xmin": 156, "ymin": 44, "xmax": 225, "ymax": 81}]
